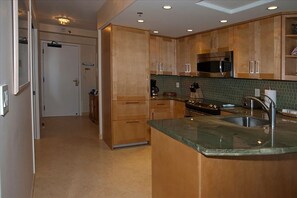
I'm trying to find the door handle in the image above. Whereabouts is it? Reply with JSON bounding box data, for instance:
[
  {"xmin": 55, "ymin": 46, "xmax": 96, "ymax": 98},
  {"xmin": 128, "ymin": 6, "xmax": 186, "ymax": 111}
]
[{"xmin": 73, "ymin": 79, "xmax": 79, "ymax": 86}]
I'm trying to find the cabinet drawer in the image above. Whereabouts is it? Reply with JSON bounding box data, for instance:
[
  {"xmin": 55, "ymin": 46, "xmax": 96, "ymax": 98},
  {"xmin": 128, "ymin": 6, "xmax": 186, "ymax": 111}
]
[
  {"xmin": 112, "ymin": 120, "xmax": 149, "ymax": 146},
  {"xmin": 150, "ymin": 100, "xmax": 170, "ymax": 108},
  {"xmin": 112, "ymin": 100, "xmax": 148, "ymax": 120}
]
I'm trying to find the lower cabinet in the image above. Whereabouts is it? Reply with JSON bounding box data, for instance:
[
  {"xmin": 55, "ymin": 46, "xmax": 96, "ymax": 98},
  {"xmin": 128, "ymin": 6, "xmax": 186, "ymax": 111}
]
[
  {"xmin": 172, "ymin": 101, "xmax": 185, "ymax": 118},
  {"xmin": 111, "ymin": 100, "xmax": 149, "ymax": 148},
  {"xmin": 112, "ymin": 119, "xmax": 149, "ymax": 146},
  {"xmin": 150, "ymin": 100, "xmax": 172, "ymax": 120}
]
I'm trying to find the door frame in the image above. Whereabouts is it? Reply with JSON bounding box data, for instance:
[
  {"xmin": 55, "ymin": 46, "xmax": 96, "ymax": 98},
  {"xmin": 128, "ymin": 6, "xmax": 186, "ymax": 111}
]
[{"xmin": 40, "ymin": 40, "xmax": 82, "ymax": 117}]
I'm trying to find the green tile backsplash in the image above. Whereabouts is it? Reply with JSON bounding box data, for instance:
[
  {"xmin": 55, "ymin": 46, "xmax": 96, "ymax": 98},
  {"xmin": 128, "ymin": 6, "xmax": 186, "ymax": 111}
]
[{"xmin": 151, "ymin": 75, "xmax": 297, "ymax": 110}]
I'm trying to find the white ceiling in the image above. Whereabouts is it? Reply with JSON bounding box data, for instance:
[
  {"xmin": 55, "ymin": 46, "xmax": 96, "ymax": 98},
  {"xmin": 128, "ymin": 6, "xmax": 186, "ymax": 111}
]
[{"xmin": 34, "ymin": 0, "xmax": 297, "ymax": 37}]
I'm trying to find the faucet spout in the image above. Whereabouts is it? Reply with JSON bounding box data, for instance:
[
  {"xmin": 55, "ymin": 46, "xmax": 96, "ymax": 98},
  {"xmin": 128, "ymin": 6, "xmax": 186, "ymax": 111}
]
[{"xmin": 244, "ymin": 95, "xmax": 276, "ymax": 128}]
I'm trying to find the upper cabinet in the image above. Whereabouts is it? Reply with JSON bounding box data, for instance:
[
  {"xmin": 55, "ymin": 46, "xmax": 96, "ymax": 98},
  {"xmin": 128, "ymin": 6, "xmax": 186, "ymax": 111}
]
[
  {"xmin": 282, "ymin": 14, "xmax": 297, "ymax": 81},
  {"xmin": 112, "ymin": 25, "xmax": 150, "ymax": 101},
  {"xmin": 150, "ymin": 35, "xmax": 176, "ymax": 75},
  {"xmin": 197, "ymin": 27, "xmax": 234, "ymax": 54},
  {"xmin": 234, "ymin": 16, "xmax": 281, "ymax": 80},
  {"xmin": 176, "ymin": 35, "xmax": 198, "ymax": 76}
]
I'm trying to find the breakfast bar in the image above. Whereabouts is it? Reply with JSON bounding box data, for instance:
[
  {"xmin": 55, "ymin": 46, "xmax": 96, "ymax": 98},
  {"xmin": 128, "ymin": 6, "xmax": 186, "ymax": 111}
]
[{"xmin": 149, "ymin": 116, "xmax": 297, "ymax": 198}]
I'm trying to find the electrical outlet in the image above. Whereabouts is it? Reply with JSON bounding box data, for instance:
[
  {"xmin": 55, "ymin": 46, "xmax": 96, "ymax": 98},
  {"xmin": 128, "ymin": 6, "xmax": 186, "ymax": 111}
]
[
  {"xmin": 0, "ymin": 84, "xmax": 9, "ymax": 116},
  {"xmin": 255, "ymin": 88, "xmax": 260, "ymax": 97},
  {"xmin": 176, "ymin": 82, "xmax": 180, "ymax": 88}
]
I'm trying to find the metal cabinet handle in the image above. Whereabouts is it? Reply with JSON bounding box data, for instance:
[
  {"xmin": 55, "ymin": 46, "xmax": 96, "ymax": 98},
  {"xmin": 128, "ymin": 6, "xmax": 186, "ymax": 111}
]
[
  {"xmin": 255, "ymin": 60, "xmax": 260, "ymax": 74},
  {"xmin": 249, "ymin": 61, "xmax": 255, "ymax": 74}
]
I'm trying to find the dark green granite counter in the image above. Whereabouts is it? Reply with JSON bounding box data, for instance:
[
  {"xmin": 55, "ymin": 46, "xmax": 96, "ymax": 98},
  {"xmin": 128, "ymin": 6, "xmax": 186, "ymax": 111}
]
[{"xmin": 148, "ymin": 115, "xmax": 297, "ymax": 156}]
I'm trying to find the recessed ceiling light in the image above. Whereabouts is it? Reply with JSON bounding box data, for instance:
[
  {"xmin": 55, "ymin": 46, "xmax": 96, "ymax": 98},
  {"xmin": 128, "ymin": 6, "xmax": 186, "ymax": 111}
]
[
  {"xmin": 153, "ymin": 30, "xmax": 159, "ymax": 34},
  {"xmin": 138, "ymin": 19, "xmax": 144, "ymax": 23},
  {"xmin": 220, "ymin": 19, "xmax": 228, "ymax": 23},
  {"xmin": 187, "ymin": 29, "xmax": 193, "ymax": 32},
  {"xmin": 267, "ymin": 6, "xmax": 278, "ymax": 10},
  {"xmin": 163, "ymin": 5, "xmax": 172, "ymax": 10}
]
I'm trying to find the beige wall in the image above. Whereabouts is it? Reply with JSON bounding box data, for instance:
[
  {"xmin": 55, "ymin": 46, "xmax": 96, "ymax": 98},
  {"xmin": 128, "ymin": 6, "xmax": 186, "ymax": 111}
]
[{"xmin": 0, "ymin": 1, "xmax": 34, "ymax": 197}]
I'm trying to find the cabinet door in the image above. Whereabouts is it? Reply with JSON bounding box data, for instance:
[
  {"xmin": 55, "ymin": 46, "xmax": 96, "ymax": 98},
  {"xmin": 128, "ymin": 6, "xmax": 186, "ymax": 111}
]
[
  {"xmin": 234, "ymin": 23, "xmax": 255, "ymax": 78},
  {"xmin": 150, "ymin": 36, "xmax": 160, "ymax": 74},
  {"xmin": 112, "ymin": 25, "xmax": 149, "ymax": 100},
  {"xmin": 172, "ymin": 101, "xmax": 185, "ymax": 118},
  {"xmin": 216, "ymin": 27, "xmax": 234, "ymax": 52},
  {"xmin": 112, "ymin": 119, "xmax": 148, "ymax": 146},
  {"xmin": 159, "ymin": 37, "xmax": 176, "ymax": 75},
  {"xmin": 150, "ymin": 100, "xmax": 172, "ymax": 120},
  {"xmin": 234, "ymin": 17, "xmax": 281, "ymax": 79},
  {"xmin": 199, "ymin": 32, "xmax": 212, "ymax": 54},
  {"xmin": 256, "ymin": 16, "xmax": 281, "ymax": 79}
]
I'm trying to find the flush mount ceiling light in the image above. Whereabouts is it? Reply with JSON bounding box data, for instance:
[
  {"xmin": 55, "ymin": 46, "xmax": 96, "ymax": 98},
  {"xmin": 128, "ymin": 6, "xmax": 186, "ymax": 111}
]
[
  {"xmin": 56, "ymin": 16, "xmax": 71, "ymax": 25},
  {"xmin": 187, "ymin": 29, "xmax": 193, "ymax": 32},
  {"xmin": 153, "ymin": 30, "xmax": 159, "ymax": 34},
  {"xmin": 220, "ymin": 19, "xmax": 228, "ymax": 23},
  {"xmin": 163, "ymin": 5, "xmax": 172, "ymax": 10},
  {"xmin": 267, "ymin": 6, "xmax": 278, "ymax": 10}
]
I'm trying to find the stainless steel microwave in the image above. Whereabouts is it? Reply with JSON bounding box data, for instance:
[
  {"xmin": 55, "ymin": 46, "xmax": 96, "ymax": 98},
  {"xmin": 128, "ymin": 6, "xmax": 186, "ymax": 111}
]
[{"xmin": 197, "ymin": 51, "xmax": 233, "ymax": 78}]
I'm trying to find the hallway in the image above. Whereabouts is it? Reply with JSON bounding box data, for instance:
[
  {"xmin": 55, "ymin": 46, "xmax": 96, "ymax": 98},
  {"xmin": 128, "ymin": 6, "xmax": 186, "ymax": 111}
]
[{"xmin": 33, "ymin": 116, "xmax": 152, "ymax": 198}]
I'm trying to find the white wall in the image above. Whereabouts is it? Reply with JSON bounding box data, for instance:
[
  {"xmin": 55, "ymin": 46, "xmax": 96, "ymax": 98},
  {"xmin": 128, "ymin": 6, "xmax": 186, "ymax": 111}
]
[{"xmin": 0, "ymin": 1, "xmax": 34, "ymax": 198}]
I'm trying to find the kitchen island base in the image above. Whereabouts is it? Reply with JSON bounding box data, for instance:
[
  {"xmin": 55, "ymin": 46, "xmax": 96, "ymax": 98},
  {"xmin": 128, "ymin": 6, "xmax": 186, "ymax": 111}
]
[{"xmin": 151, "ymin": 128, "xmax": 297, "ymax": 198}]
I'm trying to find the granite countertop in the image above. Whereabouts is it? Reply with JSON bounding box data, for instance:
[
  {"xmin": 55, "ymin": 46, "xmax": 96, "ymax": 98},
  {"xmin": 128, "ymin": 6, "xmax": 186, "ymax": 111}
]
[{"xmin": 148, "ymin": 115, "xmax": 297, "ymax": 157}]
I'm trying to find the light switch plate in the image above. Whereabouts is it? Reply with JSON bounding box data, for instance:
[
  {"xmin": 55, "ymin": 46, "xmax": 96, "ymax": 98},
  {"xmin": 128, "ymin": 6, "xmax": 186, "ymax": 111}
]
[
  {"xmin": 176, "ymin": 82, "xmax": 180, "ymax": 88},
  {"xmin": 0, "ymin": 84, "xmax": 9, "ymax": 116},
  {"xmin": 255, "ymin": 88, "xmax": 260, "ymax": 97}
]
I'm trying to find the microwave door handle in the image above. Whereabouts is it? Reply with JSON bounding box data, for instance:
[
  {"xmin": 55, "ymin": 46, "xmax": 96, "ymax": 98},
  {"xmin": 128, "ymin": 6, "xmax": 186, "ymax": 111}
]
[{"xmin": 219, "ymin": 61, "xmax": 223, "ymax": 76}]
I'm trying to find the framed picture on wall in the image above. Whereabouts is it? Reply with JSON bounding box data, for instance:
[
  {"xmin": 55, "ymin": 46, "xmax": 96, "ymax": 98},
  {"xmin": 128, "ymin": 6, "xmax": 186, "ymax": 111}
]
[{"xmin": 12, "ymin": 0, "xmax": 31, "ymax": 95}]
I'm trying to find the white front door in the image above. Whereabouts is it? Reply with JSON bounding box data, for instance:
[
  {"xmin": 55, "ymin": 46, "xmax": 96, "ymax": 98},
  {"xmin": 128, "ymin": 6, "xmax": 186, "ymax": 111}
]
[{"xmin": 42, "ymin": 42, "xmax": 80, "ymax": 117}]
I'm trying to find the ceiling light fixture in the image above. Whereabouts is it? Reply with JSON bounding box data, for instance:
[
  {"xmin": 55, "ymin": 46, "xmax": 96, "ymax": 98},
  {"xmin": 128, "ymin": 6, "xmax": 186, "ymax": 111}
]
[
  {"xmin": 153, "ymin": 30, "xmax": 159, "ymax": 34},
  {"xmin": 137, "ymin": 12, "xmax": 144, "ymax": 23},
  {"xmin": 187, "ymin": 29, "xmax": 193, "ymax": 32},
  {"xmin": 267, "ymin": 6, "xmax": 278, "ymax": 10},
  {"xmin": 220, "ymin": 19, "xmax": 228, "ymax": 23},
  {"xmin": 56, "ymin": 16, "xmax": 71, "ymax": 25},
  {"xmin": 163, "ymin": 5, "xmax": 172, "ymax": 10}
]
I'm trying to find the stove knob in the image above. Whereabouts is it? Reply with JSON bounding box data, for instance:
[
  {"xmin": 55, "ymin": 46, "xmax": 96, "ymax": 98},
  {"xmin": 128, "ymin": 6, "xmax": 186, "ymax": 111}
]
[
  {"xmin": 209, "ymin": 104, "xmax": 213, "ymax": 108},
  {"xmin": 213, "ymin": 105, "xmax": 217, "ymax": 109}
]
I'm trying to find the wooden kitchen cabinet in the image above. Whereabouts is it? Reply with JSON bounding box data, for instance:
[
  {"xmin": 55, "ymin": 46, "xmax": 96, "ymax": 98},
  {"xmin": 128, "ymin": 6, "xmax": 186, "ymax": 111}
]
[
  {"xmin": 150, "ymin": 100, "xmax": 172, "ymax": 120},
  {"xmin": 197, "ymin": 27, "xmax": 234, "ymax": 54},
  {"xmin": 101, "ymin": 25, "xmax": 150, "ymax": 149},
  {"xmin": 176, "ymin": 35, "xmax": 198, "ymax": 76},
  {"xmin": 172, "ymin": 100, "xmax": 185, "ymax": 118},
  {"xmin": 150, "ymin": 35, "xmax": 176, "ymax": 75},
  {"xmin": 282, "ymin": 14, "xmax": 297, "ymax": 81},
  {"xmin": 234, "ymin": 16, "xmax": 281, "ymax": 79}
]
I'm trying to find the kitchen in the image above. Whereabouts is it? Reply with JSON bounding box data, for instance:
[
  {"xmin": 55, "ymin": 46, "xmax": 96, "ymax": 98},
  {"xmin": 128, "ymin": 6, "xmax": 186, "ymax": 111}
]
[
  {"xmin": 1, "ymin": 0, "xmax": 297, "ymax": 197},
  {"xmin": 100, "ymin": 1, "xmax": 297, "ymax": 197}
]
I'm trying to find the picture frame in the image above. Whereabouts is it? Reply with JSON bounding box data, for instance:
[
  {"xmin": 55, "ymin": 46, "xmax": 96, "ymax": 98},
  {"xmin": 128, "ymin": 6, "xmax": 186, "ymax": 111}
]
[{"xmin": 12, "ymin": 0, "xmax": 31, "ymax": 95}]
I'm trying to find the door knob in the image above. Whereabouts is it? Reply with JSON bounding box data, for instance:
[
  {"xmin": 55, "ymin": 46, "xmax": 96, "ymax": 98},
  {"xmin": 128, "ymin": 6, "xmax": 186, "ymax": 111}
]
[{"xmin": 73, "ymin": 79, "xmax": 79, "ymax": 86}]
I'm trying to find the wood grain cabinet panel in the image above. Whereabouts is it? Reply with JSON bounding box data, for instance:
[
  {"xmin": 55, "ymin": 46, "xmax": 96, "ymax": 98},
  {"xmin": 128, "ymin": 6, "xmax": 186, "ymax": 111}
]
[
  {"xmin": 112, "ymin": 100, "xmax": 148, "ymax": 120},
  {"xmin": 234, "ymin": 16, "xmax": 281, "ymax": 79},
  {"xmin": 149, "ymin": 36, "xmax": 176, "ymax": 75},
  {"xmin": 150, "ymin": 100, "xmax": 172, "ymax": 120},
  {"xmin": 102, "ymin": 25, "xmax": 150, "ymax": 149},
  {"xmin": 113, "ymin": 120, "xmax": 148, "ymax": 145},
  {"xmin": 112, "ymin": 25, "xmax": 150, "ymax": 101}
]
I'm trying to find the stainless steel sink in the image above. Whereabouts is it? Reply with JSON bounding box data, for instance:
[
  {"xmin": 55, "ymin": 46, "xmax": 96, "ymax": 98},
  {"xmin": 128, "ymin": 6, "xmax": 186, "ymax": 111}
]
[{"xmin": 221, "ymin": 116, "xmax": 269, "ymax": 128}]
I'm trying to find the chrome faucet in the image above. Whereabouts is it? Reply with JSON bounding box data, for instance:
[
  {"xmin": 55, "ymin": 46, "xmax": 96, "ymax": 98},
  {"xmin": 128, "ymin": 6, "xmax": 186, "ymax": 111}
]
[{"xmin": 245, "ymin": 95, "xmax": 276, "ymax": 128}]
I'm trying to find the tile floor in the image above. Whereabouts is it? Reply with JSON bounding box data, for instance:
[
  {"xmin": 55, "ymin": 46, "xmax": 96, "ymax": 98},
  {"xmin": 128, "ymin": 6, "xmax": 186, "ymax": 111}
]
[{"xmin": 33, "ymin": 116, "xmax": 152, "ymax": 198}]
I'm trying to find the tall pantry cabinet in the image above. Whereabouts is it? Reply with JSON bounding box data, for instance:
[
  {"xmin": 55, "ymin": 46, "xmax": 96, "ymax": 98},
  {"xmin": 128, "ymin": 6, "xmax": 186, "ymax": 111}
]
[{"xmin": 101, "ymin": 25, "xmax": 150, "ymax": 149}]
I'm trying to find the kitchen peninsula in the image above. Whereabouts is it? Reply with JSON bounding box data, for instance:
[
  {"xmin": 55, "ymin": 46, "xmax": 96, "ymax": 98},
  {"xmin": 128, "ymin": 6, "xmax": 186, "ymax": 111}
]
[{"xmin": 149, "ymin": 115, "xmax": 297, "ymax": 198}]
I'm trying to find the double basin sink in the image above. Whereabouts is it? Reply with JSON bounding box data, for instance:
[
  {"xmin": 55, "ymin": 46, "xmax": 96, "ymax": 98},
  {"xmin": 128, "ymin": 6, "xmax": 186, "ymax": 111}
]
[{"xmin": 221, "ymin": 116, "xmax": 270, "ymax": 128}]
